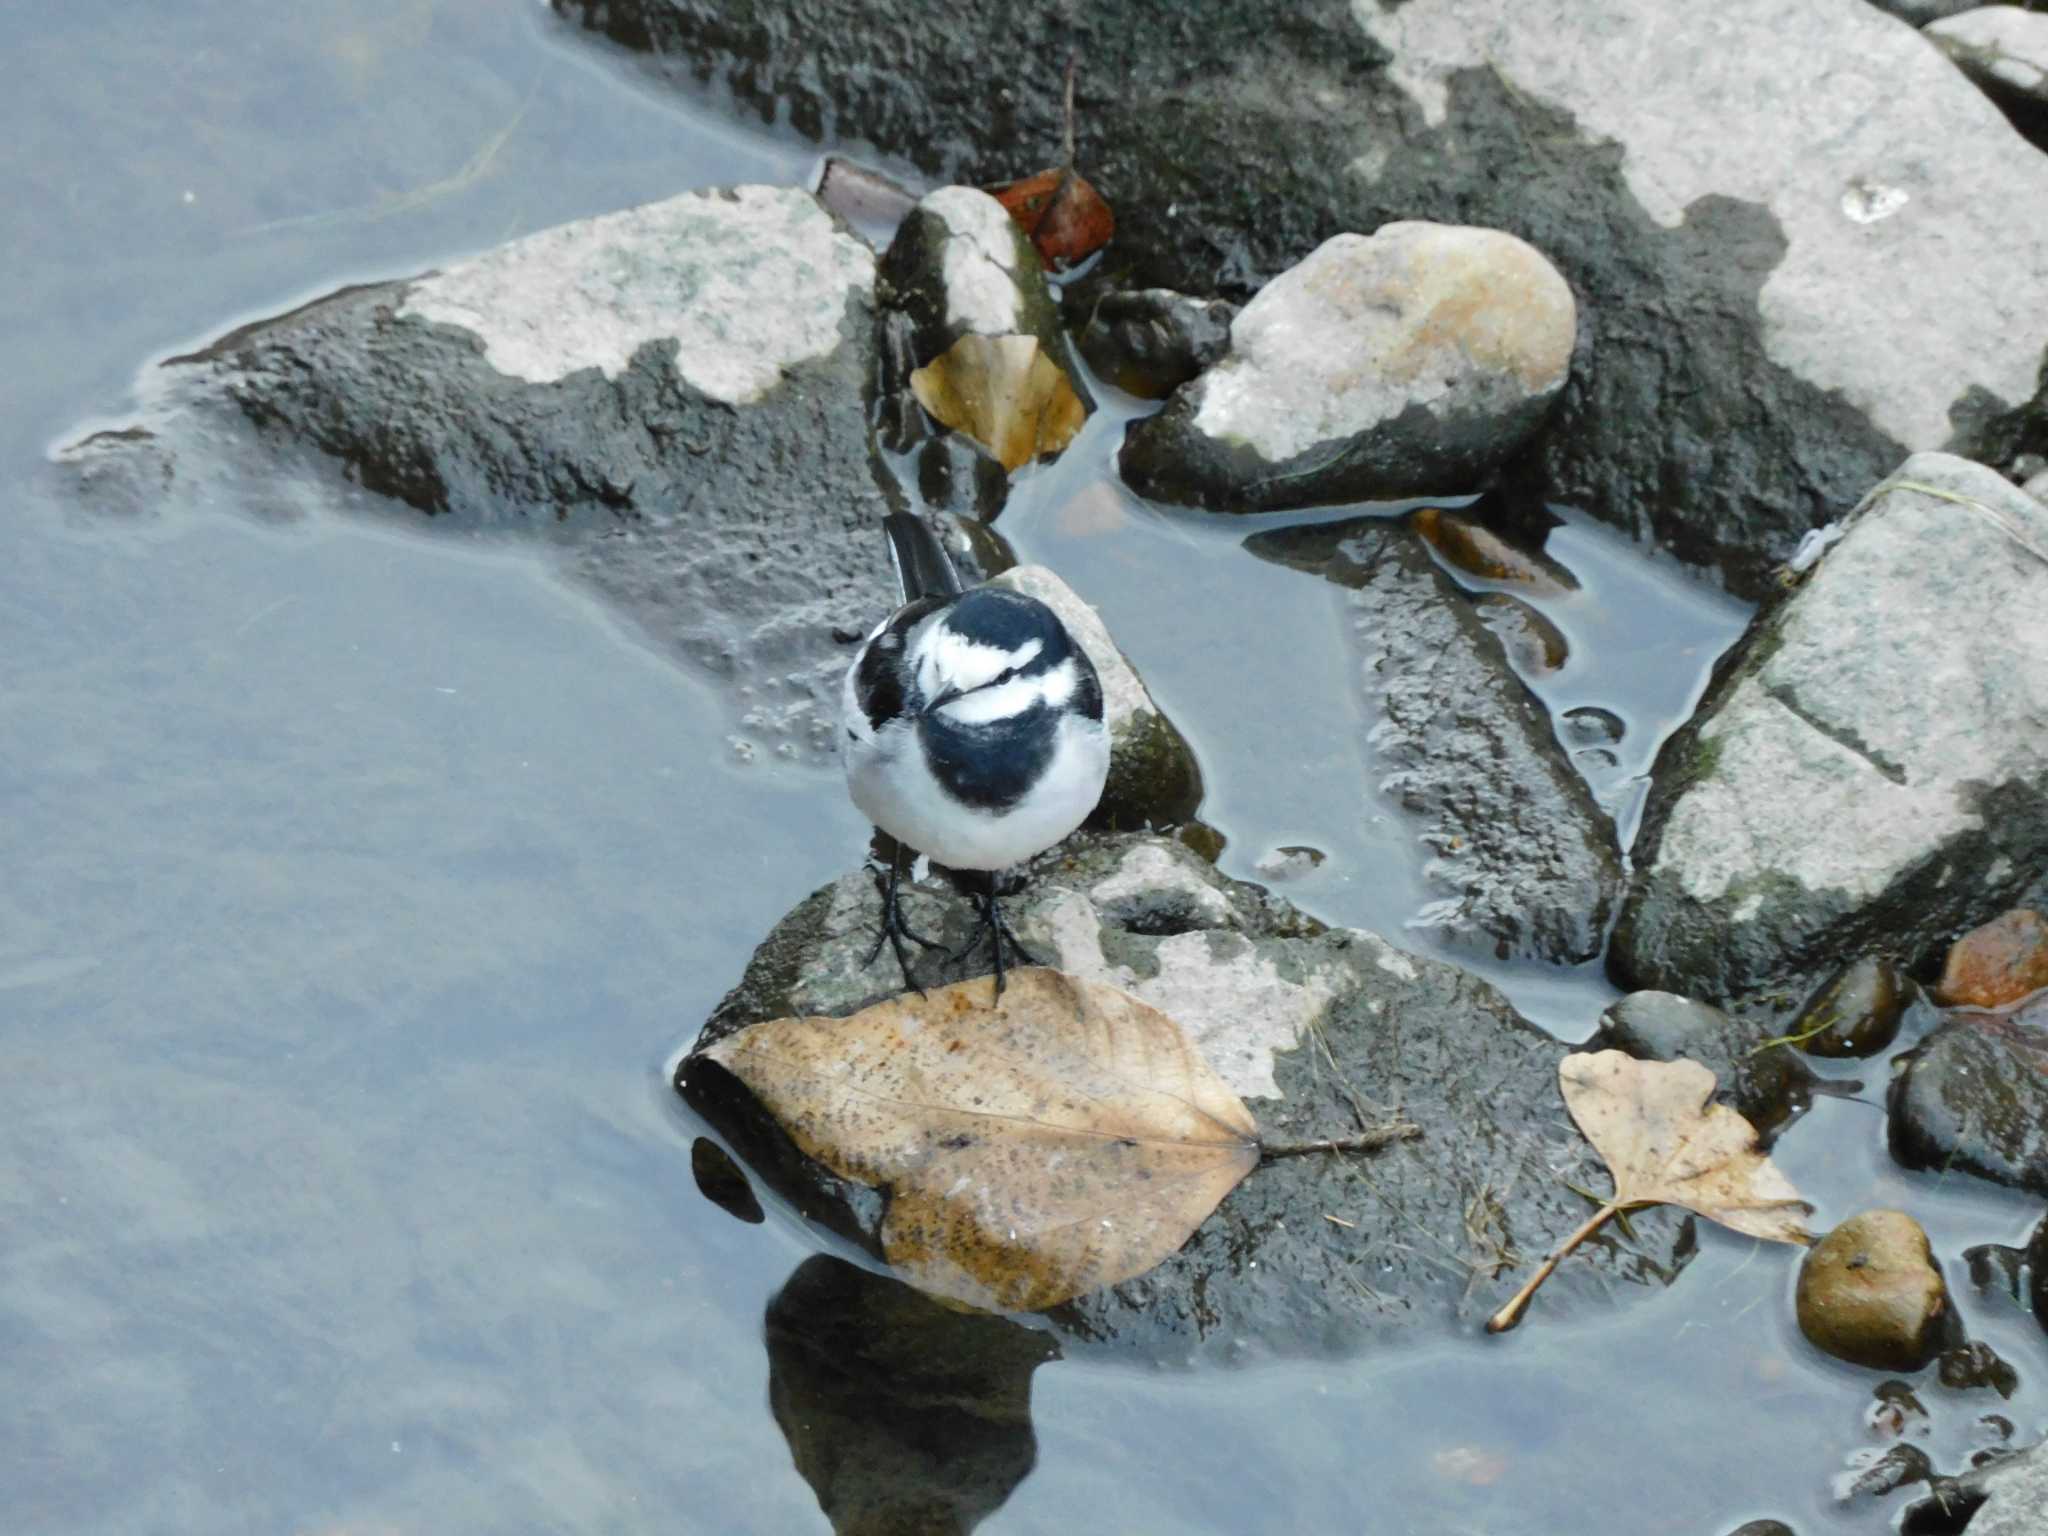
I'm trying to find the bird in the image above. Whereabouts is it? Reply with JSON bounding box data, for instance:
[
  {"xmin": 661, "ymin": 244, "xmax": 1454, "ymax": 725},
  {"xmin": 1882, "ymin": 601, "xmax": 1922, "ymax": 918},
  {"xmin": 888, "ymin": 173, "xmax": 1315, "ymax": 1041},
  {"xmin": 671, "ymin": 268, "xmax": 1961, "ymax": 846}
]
[{"xmin": 842, "ymin": 512, "xmax": 1110, "ymax": 997}]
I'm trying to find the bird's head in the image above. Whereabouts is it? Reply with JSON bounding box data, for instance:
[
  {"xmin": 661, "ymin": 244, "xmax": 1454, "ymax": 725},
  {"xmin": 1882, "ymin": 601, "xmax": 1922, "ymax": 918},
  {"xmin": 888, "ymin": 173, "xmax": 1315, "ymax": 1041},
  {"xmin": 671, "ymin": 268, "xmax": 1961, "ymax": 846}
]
[{"xmin": 913, "ymin": 589, "xmax": 1093, "ymax": 725}]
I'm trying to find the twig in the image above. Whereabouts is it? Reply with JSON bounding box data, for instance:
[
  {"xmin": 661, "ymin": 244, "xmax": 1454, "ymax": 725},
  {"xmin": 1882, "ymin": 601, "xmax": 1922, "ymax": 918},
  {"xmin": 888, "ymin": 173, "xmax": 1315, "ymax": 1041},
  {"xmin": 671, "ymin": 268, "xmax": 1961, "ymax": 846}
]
[
  {"xmin": 1487, "ymin": 1199, "xmax": 1629, "ymax": 1333},
  {"xmin": 1062, "ymin": 53, "xmax": 1078, "ymax": 169},
  {"xmin": 1260, "ymin": 1122, "xmax": 1419, "ymax": 1160}
]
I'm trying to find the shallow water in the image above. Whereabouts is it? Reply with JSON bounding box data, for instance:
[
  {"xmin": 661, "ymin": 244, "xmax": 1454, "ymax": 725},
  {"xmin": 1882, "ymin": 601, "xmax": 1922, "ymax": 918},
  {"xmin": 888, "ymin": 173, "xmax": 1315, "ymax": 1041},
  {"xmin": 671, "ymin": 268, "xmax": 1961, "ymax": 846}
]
[{"xmin": 3, "ymin": 4, "xmax": 2043, "ymax": 1533}]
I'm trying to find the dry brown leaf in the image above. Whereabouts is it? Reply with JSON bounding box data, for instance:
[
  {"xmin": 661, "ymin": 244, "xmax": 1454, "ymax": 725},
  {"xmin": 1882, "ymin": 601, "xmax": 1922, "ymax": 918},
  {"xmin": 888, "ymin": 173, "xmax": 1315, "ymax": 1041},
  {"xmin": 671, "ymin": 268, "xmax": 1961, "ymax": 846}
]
[
  {"xmin": 1488, "ymin": 1049, "xmax": 1812, "ymax": 1332},
  {"xmin": 909, "ymin": 333, "xmax": 1087, "ymax": 473},
  {"xmin": 701, "ymin": 967, "xmax": 1259, "ymax": 1313},
  {"xmin": 989, "ymin": 166, "xmax": 1115, "ymax": 271}
]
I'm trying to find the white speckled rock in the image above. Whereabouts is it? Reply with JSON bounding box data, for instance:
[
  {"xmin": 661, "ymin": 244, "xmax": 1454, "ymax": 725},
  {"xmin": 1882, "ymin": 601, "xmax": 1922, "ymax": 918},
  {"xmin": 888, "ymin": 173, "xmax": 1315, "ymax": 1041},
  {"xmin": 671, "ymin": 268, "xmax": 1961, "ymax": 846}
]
[
  {"xmin": 1120, "ymin": 223, "xmax": 1575, "ymax": 510},
  {"xmin": 1615, "ymin": 452, "xmax": 2048, "ymax": 1000},
  {"xmin": 1928, "ymin": 6, "xmax": 2048, "ymax": 137},
  {"xmin": 986, "ymin": 565, "xmax": 1202, "ymax": 828}
]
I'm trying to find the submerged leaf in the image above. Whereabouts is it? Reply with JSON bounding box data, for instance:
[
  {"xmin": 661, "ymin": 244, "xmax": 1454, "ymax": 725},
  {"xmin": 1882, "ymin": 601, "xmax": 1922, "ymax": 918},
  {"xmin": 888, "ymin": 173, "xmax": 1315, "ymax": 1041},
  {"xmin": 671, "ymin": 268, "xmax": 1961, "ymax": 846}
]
[
  {"xmin": 909, "ymin": 333, "xmax": 1086, "ymax": 472},
  {"xmin": 701, "ymin": 968, "xmax": 1259, "ymax": 1313},
  {"xmin": 1488, "ymin": 1050, "xmax": 1812, "ymax": 1332}
]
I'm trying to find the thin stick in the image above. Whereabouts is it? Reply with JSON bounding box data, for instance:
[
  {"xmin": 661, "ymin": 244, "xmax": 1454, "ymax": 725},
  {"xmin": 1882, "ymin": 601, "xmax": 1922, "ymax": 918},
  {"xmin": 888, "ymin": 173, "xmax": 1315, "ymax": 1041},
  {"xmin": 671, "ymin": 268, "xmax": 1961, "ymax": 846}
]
[
  {"xmin": 1260, "ymin": 1123, "xmax": 1420, "ymax": 1160},
  {"xmin": 1062, "ymin": 53, "xmax": 1078, "ymax": 168},
  {"xmin": 1486, "ymin": 1201, "xmax": 1620, "ymax": 1333}
]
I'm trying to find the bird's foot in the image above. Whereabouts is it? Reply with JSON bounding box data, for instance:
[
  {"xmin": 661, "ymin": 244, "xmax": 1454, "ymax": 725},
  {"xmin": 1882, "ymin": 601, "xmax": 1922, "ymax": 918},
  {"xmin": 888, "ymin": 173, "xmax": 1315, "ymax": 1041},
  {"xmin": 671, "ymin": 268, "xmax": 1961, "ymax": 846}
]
[
  {"xmin": 950, "ymin": 877, "xmax": 1043, "ymax": 1000},
  {"xmin": 863, "ymin": 851, "xmax": 947, "ymax": 995}
]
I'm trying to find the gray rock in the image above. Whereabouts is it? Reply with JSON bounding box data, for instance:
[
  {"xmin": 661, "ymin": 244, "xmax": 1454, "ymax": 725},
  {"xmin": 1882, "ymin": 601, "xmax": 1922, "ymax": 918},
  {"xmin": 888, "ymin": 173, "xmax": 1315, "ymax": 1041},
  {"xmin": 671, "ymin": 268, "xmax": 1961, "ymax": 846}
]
[
  {"xmin": 1588, "ymin": 991, "xmax": 1820, "ymax": 1139},
  {"xmin": 1908, "ymin": 1437, "xmax": 2048, "ymax": 1536},
  {"xmin": 2031, "ymin": 1213, "xmax": 2048, "ymax": 1332},
  {"xmin": 556, "ymin": 0, "xmax": 2048, "ymax": 597},
  {"xmin": 1789, "ymin": 955, "xmax": 1911, "ymax": 1058},
  {"xmin": 1072, "ymin": 285, "xmax": 1235, "ymax": 401},
  {"xmin": 683, "ymin": 832, "xmax": 1692, "ymax": 1359},
  {"xmin": 1867, "ymin": 0, "xmax": 1989, "ymax": 23},
  {"xmin": 875, "ymin": 185, "xmax": 1092, "ymax": 483},
  {"xmin": 1928, "ymin": 7, "xmax": 2048, "ymax": 147},
  {"xmin": 986, "ymin": 565, "xmax": 1204, "ymax": 830},
  {"xmin": 1889, "ymin": 1001, "xmax": 2048, "ymax": 1196},
  {"xmin": 1246, "ymin": 517, "xmax": 1622, "ymax": 964},
  {"xmin": 1614, "ymin": 454, "xmax": 2048, "ymax": 1002},
  {"xmin": 1120, "ymin": 224, "xmax": 1576, "ymax": 510},
  {"xmin": 62, "ymin": 185, "xmax": 969, "ymax": 764},
  {"xmin": 1797, "ymin": 1210, "xmax": 1955, "ymax": 1372}
]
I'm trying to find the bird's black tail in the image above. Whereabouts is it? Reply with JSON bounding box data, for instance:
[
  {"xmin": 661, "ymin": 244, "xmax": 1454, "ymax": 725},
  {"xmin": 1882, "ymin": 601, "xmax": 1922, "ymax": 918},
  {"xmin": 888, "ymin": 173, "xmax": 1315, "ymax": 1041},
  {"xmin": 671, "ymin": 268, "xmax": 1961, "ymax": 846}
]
[{"xmin": 883, "ymin": 512, "xmax": 965, "ymax": 604}]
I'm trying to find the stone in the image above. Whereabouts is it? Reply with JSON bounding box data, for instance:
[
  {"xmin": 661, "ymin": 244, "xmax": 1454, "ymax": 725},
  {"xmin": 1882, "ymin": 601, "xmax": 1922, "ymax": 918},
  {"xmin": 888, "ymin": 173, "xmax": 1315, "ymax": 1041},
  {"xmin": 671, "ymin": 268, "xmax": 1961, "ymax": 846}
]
[
  {"xmin": 1835, "ymin": 1442, "xmax": 1934, "ymax": 1505},
  {"xmin": 1722, "ymin": 1524, "xmax": 1795, "ymax": 1536},
  {"xmin": 1936, "ymin": 909, "xmax": 2048, "ymax": 1009},
  {"xmin": 1253, "ymin": 845, "xmax": 1327, "ymax": 882},
  {"xmin": 1935, "ymin": 1340, "xmax": 2019, "ymax": 1398},
  {"xmin": 1247, "ymin": 517, "xmax": 1623, "ymax": 965},
  {"xmin": 1927, "ymin": 7, "xmax": 2048, "ymax": 148},
  {"xmin": 1120, "ymin": 224, "xmax": 1575, "ymax": 510},
  {"xmin": 1908, "ymin": 1437, "xmax": 2048, "ymax": 1536},
  {"xmin": 1473, "ymin": 593, "xmax": 1569, "ymax": 676},
  {"xmin": 556, "ymin": 0, "xmax": 2048, "ymax": 597},
  {"xmin": 1796, "ymin": 1210, "xmax": 1954, "ymax": 1372},
  {"xmin": 2030, "ymin": 1215, "xmax": 2048, "ymax": 1334},
  {"xmin": 876, "ymin": 185, "xmax": 1091, "ymax": 477},
  {"xmin": 1789, "ymin": 955, "xmax": 1911, "ymax": 1058},
  {"xmin": 1889, "ymin": 1006, "xmax": 2048, "ymax": 1196},
  {"xmin": 1867, "ymin": 0, "xmax": 1984, "ymax": 22},
  {"xmin": 1613, "ymin": 455, "xmax": 2048, "ymax": 1002},
  {"xmin": 682, "ymin": 832, "xmax": 1693, "ymax": 1359},
  {"xmin": 61, "ymin": 185, "xmax": 965, "ymax": 764},
  {"xmin": 1588, "ymin": 991, "xmax": 1819, "ymax": 1139},
  {"xmin": 985, "ymin": 564, "xmax": 1204, "ymax": 831},
  {"xmin": 1072, "ymin": 285, "xmax": 1235, "ymax": 400},
  {"xmin": 1411, "ymin": 506, "xmax": 1580, "ymax": 595}
]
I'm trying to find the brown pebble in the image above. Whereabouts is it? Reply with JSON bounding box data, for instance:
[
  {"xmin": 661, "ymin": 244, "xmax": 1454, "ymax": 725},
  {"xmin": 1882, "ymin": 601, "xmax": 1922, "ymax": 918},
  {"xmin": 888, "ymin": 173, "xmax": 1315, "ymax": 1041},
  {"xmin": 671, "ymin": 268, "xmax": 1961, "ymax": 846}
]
[
  {"xmin": 1797, "ymin": 1210, "xmax": 1952, "ymax": 1372},
  {"xmin": 1937, "ymin": 909, "xmax": 2048, "ymax": 1009}
]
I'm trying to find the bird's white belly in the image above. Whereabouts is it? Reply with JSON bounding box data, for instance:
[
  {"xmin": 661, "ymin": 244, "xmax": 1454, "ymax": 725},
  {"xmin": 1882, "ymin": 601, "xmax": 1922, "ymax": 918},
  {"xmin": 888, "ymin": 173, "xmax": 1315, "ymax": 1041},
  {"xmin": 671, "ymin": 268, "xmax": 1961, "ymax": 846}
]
[{"xmin": 845, "ymin": 714, "xmax": 1109, "ymax": 871}]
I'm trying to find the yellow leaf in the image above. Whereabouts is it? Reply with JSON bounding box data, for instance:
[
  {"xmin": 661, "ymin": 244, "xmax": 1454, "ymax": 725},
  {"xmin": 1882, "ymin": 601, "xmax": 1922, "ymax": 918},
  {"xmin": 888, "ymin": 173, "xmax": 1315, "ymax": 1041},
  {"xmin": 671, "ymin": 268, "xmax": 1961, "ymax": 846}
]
[
  {"xmin": 1488, "ymin": 1050, "xmax": 1812, "ymax": 1332},
  {"xmin": 908, "ymin": 333, "xmax": 1087, "ymax": 473},
  {"xmin": 701, "ymin": 967, "xmax": 1259, "ymax": 1313}
]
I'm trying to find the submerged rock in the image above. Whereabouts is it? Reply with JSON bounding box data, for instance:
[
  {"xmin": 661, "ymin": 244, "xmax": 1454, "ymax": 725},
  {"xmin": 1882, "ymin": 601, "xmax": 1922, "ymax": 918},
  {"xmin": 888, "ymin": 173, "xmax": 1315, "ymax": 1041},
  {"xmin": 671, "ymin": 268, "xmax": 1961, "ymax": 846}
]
[
  {"xmin": 556, "ymin": 0, "xmax": 2048, "ymax": 596},
  {"xmin": 1247, "ymin": 517, "xmax": 1622, "ymax": 965},
  {"xmin": 1927, "ymin": 8, "xmax": 2048, "ymax": 148},
  {"xmin": 985, "ymin": 564, "xmax": 1203, "ymax": 831},
  {"xmin": 63, "ymin": 185, "xmax": 963, "ymax": 764},
  {"xmin": 684, "ymin": 832, "xmax": 1692, "ymax": 1359},
  {"xmin": 1797, "ymin": 1210, "xmax": 1955, "ymax": 1372},
  {"xmin": 1889, "ymin": 1003, "xmax": 2048, "ymax": 1196},
  {"xmin": 1072, "ymin": 285, "xmax": 1235, "ymax": 400},
  {"xmin": 1411, "ymin": 506, "xmax": 1580, "ymax": 595},
  {"xmin": 1613, "ymin": 455, "xmax": 2048, "ymax": 1002},
  {"xmin": 1790, "ymin": 955, "xmax": 1911, "ymax": 1058},
  {"xmin": 1120, "ymin": 225, "xmax": 1575, "ymax": 510},
  {"xmin": 1588, "ymin": 991, "xmax": 1819, "ymax": 1140},
  {"xmin": 1935, "ymin": 909, "xmax": 2048, "ymax": 1009}
]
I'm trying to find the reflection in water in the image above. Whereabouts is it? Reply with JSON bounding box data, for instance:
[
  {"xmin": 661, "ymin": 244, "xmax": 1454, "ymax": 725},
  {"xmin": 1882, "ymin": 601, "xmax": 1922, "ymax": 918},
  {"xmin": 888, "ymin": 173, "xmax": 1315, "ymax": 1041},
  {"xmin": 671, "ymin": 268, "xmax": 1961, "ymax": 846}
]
[
  {"xmin": 693, "ymin": 1137, "xmax": 768, "ymax": 1225},
  {"xmin": 765, "ymin": 1256, "xmax": 1057, "ymax": 1536}
]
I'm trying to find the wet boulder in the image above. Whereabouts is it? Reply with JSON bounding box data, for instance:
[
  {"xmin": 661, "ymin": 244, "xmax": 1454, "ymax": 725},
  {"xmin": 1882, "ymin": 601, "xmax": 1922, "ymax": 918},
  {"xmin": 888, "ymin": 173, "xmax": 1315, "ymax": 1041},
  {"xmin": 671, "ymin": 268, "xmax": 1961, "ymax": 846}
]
[
  {"xmin": 1613, "ymin": 455, "xmax": 2048, "ymax": 1002},
  {"xmin": 986, "ymin": 565, "xmax": 1203, "ymax": 831},
  {"xmin": 1120, "ymin": 224, "xmax": 1575, "ymax": 510},
  {"xmin": 683, "ymin": 832, "xmax": 1692, "ymax": 1360},
  {"xmin": 1927, "ymin": 8, "xmax": 2048, "ymax": 148},
  {"xmin": 1908, "ymin": 1435, "xmax": 2048, "ymax": 1536},
  {"xmin": 1246, "ymin": 516, "xmax": 1623, "ymax": 965},
  {"xmin": 556, "ymin": 0, "xmax": 2048, "ymax": 597},
  {"xmin": 1889, "ymin": 1001, "xmax": 2048, "ymax": 1197},
  {"xmin": 1588, "ymin": 991, "xmax": 1819, "ymax": 1140},
  {"xmin": 1796, "ymin": 1210, "xmax": 1955, "ymax": 1372},
  {"xmin": 62, "ymin": 184, "xmax": 964, "ymax": 765},
  {"xmin": 1788, "ymin": 955, "xmax": 1911, "ymax": 1059}
]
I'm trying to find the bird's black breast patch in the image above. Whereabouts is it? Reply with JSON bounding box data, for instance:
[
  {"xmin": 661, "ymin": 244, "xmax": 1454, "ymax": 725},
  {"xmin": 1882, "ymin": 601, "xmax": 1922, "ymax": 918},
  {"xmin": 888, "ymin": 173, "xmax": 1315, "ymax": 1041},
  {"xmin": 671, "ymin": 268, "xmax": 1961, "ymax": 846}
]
[
  {"xmin": 854, "ymin": 596, "xmax": 947, "ymax": 732},
  {"xmin": 920, "ymin": 704, "xmax": 1058, "ymax": 813}
]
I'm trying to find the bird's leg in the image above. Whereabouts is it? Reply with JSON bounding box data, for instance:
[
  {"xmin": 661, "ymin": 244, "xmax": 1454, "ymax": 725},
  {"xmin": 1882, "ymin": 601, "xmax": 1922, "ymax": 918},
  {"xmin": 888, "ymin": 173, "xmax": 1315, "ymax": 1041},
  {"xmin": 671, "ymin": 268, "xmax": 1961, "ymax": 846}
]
[
  {"xmin": 864, "ymin": 840, "xmax": 946, "ymax": 994},
  {"xmin": 950, "ymin": 869, "xmax": 1044, "ymax": 999}
]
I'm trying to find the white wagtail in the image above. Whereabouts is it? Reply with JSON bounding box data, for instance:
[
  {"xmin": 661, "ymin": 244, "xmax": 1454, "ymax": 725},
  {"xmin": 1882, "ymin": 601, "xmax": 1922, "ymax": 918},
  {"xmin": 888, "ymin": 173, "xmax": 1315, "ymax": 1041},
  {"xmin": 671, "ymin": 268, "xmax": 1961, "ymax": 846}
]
[{"xmin": 843, "ymin": 513, "xmax": 1110, "ymax": 996}]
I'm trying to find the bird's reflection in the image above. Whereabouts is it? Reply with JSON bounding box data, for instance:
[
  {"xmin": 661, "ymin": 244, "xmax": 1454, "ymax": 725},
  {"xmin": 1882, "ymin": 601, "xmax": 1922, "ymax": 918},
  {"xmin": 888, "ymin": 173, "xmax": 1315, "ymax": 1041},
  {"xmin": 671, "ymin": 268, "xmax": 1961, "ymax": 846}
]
[{"xmin": 764, "ymin": 1254, "xmax": 1058, "ymax": 1536}]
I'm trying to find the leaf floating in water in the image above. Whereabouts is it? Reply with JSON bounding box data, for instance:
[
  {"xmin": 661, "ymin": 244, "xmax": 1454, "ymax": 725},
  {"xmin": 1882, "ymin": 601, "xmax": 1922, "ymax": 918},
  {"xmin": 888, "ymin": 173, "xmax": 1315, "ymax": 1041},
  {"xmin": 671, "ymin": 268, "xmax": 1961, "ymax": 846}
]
[
  {"xmin": 701, "ymin": 968, "xmax": 1261, "ymax": 1313},
  {"xmin": 909, "ymin": 333, "xmax": 1087, "ymax": 473},
  {"xmin": 1487, "ymin": 1050, "xmax": 1813, "ymax": 1333}
]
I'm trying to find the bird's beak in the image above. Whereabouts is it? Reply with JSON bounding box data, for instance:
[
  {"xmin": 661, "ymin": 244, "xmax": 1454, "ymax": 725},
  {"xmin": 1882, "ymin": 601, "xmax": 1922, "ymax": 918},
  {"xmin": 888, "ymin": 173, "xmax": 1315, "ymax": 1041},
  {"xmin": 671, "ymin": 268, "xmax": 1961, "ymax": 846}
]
[{"xmin": 922, "ymin": 684, "xmax": 963, "ymax": 717}]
